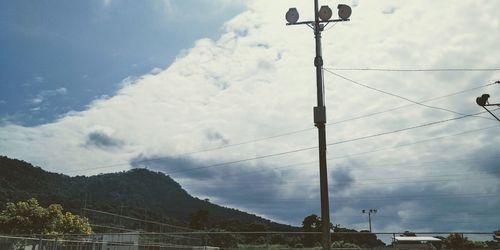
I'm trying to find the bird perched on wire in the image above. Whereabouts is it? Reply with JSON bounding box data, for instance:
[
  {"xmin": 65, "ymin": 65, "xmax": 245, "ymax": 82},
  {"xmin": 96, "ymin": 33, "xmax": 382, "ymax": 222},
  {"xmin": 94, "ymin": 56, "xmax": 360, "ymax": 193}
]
[{"xmin": 476, "ymin": 94, "xmax": 490, "ymax": 106}]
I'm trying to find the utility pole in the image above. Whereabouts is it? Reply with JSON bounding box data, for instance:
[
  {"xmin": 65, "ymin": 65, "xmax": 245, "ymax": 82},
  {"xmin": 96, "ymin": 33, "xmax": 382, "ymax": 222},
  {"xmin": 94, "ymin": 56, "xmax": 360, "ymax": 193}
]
[
  {"xmin": 285, "ymin": 3, "xmax": 352, "ymax": 250},
  {"xmin": 362, "ymin": 209, "xmax": 377, "ymax": 232}
]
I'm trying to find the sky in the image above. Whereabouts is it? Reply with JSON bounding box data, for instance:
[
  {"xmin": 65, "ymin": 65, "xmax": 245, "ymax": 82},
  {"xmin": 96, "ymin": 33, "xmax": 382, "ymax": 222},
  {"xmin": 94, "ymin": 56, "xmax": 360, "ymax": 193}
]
[{"xmin": 1, "ymin": 0, "xmax": 499, "ymax": 235}]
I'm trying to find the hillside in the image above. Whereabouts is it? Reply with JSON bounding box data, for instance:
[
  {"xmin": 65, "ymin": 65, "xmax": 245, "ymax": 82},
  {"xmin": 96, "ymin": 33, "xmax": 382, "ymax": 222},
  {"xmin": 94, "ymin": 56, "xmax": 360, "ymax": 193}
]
[{"xmin": 0, "ymin": 156, "xmax": 293, "ymax": 231}]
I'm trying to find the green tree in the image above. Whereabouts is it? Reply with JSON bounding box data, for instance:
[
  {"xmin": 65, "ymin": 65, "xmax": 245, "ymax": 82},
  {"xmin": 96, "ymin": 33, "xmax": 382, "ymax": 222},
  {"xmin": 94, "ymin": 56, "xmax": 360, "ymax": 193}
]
[
  {"xmin": 0, "ymin": 198, "xmax": 92, "ymax": 235},
  {"xmin": 302, "ymin": 214, "xmax": 322, "ymax": 247},
  {"xmin": 443, "ymin": 233, "xmax": 476, "ymax": 249},
  {"xmin": 332, "ymin": 227, "xmax": 384, "ymax": 248},
  {"xmin": 302, "ymin": 214, "xmax": 321, "ymax": 232}
]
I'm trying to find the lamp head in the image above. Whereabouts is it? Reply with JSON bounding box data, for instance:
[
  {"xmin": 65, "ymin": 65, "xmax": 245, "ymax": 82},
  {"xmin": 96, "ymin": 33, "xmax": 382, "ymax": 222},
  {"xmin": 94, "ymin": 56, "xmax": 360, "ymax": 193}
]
[
  {"xmin": 337, "ymin": 4, "xmax": 352, "ymax": 20},
  {"xmin": 286, "ymin": 8, "xmax": 299, "ymax": 24},
  {"xmin": 319, "ymin": 5, "xmax": 333, "ymax": 21}
]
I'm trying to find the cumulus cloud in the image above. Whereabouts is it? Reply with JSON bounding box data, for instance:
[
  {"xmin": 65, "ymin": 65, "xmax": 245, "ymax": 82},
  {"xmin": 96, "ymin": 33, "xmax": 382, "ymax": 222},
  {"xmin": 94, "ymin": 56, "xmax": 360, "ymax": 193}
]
[{"xmin": 1, "ymin": 0, "xmax": 499, "ymax": 231}]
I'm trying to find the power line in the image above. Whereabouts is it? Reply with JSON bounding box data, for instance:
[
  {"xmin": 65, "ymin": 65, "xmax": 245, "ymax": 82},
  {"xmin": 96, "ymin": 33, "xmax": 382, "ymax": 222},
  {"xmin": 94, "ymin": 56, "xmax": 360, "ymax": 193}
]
[
  {"xmin": 66, "ymin": 110, "xmax": 493, "ymax": 174},
  {"xmin": 221, "ymin": 193, "xmax": 497, "ymax": 204},
  {"xmin": 326, "ymin": 81, "xmax": 498, "ymax": 127},
  {"xmin": 163, "ymin": 146, "xmax": 318, "ymax": 174},
  {"xmin": 323, "ymin": 67, "xmax": 500, "ymax": 72},
  {"xmin": 68, "ymin": 145, "xmax": 318, "ymax": 174},
  {"xmin": 326, "ymin": 110, "xmax": 491, "ymax": 147},
  {"xmin": 183, "ymin": 126, "xmax": 500, "ymax": 184},
  {"xmin": 182, "ymin": 172, "xmax": 499, "ymax": 188},
  {"xmin": 83, "ymin": 208, "xmax": 192, "ymax": 231},
  {"xmin": 202, "ymin": 125, "xmax": 499, "ymax": 179},
  {"xmin": 327, "ymin": 124, "xmax": 499, "ymax": 162},
  {"xmin": 205, "ymin": 155, "xmax": 500, "ymax": 184},
  {"xmin": 323, "ymin": 69, "xmax": 495, "ymax": 121}
]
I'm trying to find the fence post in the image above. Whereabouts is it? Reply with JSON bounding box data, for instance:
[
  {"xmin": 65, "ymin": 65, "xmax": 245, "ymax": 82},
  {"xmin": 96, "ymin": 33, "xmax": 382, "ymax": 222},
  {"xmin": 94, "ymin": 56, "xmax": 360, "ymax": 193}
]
[
  {"xmin": 91, "ymin": 237, "xmax": 96, "ymax": 250},
  {"xmin": 461, "ymin": 233, "xmax": 464, "ymax": 250},
  {"xmin": 392, "ymin": 233, "xmax": 396, "ymax": 250},
  {"xmin": 38, "ymin": 236, "xmax": 43, "ymax": 250}
]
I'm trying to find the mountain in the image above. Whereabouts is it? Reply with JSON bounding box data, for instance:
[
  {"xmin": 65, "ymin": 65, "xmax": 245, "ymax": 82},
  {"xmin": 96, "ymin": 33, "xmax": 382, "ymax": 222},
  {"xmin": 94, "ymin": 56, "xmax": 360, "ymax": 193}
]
[{"xmin": 0, "ymin": 155, "xmax": 294, "ymax": 231}]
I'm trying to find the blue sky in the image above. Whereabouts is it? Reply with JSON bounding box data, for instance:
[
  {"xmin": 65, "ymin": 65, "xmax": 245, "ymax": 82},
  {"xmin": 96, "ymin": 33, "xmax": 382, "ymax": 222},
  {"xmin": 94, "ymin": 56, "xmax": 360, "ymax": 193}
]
[
  {"xmin": 1, "ymin": 0, "xmax": 499, "ymax": 234},
  {"xmin": 0, "ymin": 0, "xmax": 244, "ymax": 125}
]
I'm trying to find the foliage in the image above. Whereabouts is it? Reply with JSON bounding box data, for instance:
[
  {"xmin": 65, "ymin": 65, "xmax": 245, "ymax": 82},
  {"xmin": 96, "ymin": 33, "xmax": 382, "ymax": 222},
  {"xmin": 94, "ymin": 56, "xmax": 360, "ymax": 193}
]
[
  {"xmin": 189, "ymin": 209, "xmax": 209, "ymax": 230},
  {"xmin": 0, "ymin": 198, "xmax": 92, "ymax": 235},
  {"xmin": 0, "ymin": 156, "xmax": 390, "ymax": 248},
  {"xmin": 0, "ymin": 156, "xmax": 292, "ymax": 232},
  {"xmin": 300, "ymin": 214, "xmax": 384, "ymax": 248},
  {"xmin": 244, "ymin": 222, "xmax": 268, "ymax": 243},
  {"xmin": 332, "ymin": 227, "xmax": 385, "ymax": 248},
  {"xmin": 331, "ymin": 240, "xmax": 360, "ymax": 248},
  {"xmin": 442, "ymin": 233, "xmax": 490, "ymax": 249},
  {"xmin": 302, "ymin": 214, "xmax": 322, "ymax": 246},
  {"xmin": 206, "ymin": 228, "xmax": 241, "ymax": 248},
  {"xmin": 302, "ymin": 214, "xmax": 322, "ymax": 232}
]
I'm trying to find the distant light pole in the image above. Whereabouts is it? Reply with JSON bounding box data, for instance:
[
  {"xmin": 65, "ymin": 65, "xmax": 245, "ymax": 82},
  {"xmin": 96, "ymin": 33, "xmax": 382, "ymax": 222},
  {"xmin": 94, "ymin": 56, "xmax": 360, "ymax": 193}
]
[
  {"xmin": 362, "ymin": 209, "xmax": 377, "ymax": 232},
  {"xmin": 476, "ymin": 91, "xmax": 500, "ymax": 122},
  {"xmin": 285, "ymin": 2, "xmax": 352, "ymax": 250}
]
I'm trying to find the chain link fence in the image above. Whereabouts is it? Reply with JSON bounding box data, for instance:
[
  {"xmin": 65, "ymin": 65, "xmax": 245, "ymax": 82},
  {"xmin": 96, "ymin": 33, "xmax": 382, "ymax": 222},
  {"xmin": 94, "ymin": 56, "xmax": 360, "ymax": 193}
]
[{"xmin": 0, "ymin": 232, "xmax": 498, "ymax": 250}]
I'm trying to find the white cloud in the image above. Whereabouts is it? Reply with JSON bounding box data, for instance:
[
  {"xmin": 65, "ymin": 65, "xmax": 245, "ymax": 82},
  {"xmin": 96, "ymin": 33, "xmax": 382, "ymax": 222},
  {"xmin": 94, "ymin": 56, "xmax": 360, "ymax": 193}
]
[
  {"xmin": 149, "ymin": 67, "xmax": 163, "ymax": 75},
  {"xmin": 34, "ymin": 76, "xmax": 44, "ymax": 83},
  {"xmin": 1, "ymin": 0, "xmax": 499, "ymax": 230},
  {"xmin": 29, "ymin": 87, "xmax": 67, "ymax": 105}
]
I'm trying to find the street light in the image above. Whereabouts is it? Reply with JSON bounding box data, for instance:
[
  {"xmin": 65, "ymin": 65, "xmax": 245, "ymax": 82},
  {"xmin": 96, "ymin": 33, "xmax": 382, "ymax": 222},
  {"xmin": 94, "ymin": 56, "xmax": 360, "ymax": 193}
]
[
  {"xmin": 362, "ymin": 209, "xmax": 377, "ymax": 232},
  {"xmin": 319, "ymin": 6, "xmax": 333, "ymax": 21},
  {"xmin": 476, "ymin": 92, "xmax": 500, "ymax": 122},
  {"xmin": 285, "ymin": 2, "xmax": 351, "ymax": 250},
  {"xmin": 337, "ymin": 4, "xmax": 352, "ymax": 21},
  {"xmin": 286, "ymin": 8, "xmax": 299, "ymax": 24}
]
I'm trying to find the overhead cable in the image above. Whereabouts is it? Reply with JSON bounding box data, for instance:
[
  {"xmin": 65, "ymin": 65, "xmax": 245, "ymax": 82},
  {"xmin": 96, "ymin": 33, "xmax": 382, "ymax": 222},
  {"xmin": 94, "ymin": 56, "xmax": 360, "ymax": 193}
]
[{"xmin": 323, "ymin": 69, "xmax": 495, "ymax": 121}]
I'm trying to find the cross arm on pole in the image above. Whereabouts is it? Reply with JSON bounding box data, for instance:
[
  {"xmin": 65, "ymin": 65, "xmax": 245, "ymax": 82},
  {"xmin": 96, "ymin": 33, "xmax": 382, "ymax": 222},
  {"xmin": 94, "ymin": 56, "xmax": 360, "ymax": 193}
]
[{"xmin": 286, "ymin": 19, "xmax": 350, "ymax": 26}]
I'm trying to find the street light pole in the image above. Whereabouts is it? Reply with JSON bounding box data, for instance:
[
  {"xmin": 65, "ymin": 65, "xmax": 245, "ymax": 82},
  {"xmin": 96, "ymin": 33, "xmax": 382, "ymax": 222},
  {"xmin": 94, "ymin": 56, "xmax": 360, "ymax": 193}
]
[
  {"xmin": 285, "ymin": 2, "xmax": 351, "ymax": 250},
  {"xmin": 362, "ymin": 209, "xmax": 377, "ymax": 232},
  {"xmin": 312, "ymin": 1, "xmax": 331, "ymax": 249}
]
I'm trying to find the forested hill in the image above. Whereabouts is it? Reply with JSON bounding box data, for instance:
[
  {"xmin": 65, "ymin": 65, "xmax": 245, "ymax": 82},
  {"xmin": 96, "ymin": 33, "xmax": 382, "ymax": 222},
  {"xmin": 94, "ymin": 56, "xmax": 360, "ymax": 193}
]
[{"xmin": 0, "ymin": 155, "xmax": 294, "ymax": 231}]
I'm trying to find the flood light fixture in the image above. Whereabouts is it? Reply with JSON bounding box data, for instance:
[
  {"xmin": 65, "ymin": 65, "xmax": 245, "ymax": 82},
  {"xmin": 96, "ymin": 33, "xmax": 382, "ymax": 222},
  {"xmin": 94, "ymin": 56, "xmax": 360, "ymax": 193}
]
[
  {"xmin": 286, "ymin": 8, "xmax": 299, "ymax": 24},
  {"xmin": 319, "ymin": 5, "xmax": 333, "ymax": 21},
  {"xmin": 338, "ymin": 4, "xmax": 352, "ymax": 20}
]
